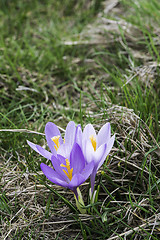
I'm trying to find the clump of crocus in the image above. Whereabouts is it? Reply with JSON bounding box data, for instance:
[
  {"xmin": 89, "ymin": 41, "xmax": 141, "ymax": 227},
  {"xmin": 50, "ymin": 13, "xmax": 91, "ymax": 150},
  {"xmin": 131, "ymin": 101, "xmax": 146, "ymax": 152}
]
[
  {"xmin": 75, "ymin": 123, "xmax": 115, "ymax": 194},
  {"xmin": 27, "ymin": 120, "xmax": 115, "ymax": 210},
  {"xmin": 27, "ymin": 121, "xmax": 94, "ymax": 200}
]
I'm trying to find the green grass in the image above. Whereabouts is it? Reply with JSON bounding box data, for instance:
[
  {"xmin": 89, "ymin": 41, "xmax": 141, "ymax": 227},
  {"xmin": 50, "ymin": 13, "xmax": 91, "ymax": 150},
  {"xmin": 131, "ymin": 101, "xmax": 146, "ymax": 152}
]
[{"xmin": 0, "ymin": 0, "xmax": 160, "ymax": 239}]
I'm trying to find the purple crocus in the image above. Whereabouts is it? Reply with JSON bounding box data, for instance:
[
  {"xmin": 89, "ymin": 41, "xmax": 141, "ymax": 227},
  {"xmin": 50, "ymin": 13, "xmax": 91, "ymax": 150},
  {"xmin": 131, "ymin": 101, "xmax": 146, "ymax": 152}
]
[
  {"xmin": 40, "ymin": 143, "xmax": 94, "ymax": 198},
  {"xmin": 75, "ymin": 123, "xmax": 115, "ymax": 193},
  {"xmin": 27, "ymin": 121, "xmax": 94, "ymax": 198},
  {"xmin": 27, "ymin": 121, "xmax": 76, "ymax": 161}
]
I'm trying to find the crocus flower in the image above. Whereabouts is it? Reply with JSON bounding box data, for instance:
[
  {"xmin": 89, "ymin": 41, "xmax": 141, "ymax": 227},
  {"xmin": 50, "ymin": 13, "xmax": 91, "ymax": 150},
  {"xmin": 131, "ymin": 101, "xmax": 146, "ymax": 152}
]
[
  {"xmin": 40, "ymin": 143, "xmax": 94, "ymax": 198},
  {"xmin": 27, "ymin": 121, "xmax": 76, "ymax": 161},
  {"xmin": 75, "ymin": 123, "xmax": 115, "ymax": 193}
]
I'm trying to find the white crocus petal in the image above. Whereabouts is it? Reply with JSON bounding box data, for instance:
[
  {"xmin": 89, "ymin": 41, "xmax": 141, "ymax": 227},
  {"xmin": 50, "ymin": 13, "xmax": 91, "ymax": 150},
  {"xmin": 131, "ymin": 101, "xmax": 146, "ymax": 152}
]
[
  {"xmin": 83, "ymin": 124, "xmax": 97, "ymax": 142},
  {"xmin": 64, "ymin": 121, "xmax": 76, "ymax": 146},
  {"xmin": 84, "ymin": 140, "xmax": 95, "ymax": 164},
  {"xmin": 57, "ymin": 143, "xmax": 71, "ymax": 159},
  {"xmin": 97, "ymin": 134, "xmax": 115, "ymax": 170},
  {"xmin": 94, "ymin": 143, "xmax": 107, "ymax": 165},
  {"xmin": 97, "ymin": 122, "xmax": 111, "ymax": 148},
  {"xmin": 75, "ymin": 125, "xmax": 83, "ymax": 148}
]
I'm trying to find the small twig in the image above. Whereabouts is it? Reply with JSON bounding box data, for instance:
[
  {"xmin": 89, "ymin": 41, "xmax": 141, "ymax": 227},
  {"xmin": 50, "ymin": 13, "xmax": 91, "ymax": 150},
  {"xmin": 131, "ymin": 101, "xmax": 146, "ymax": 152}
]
[
  {"xmin": 0, "ymin": 129, "xmax": 45, "ymax": 135},
  {"xmin": 0, "ymin": 126, "xmax": 65, "ymax": 135},
  {"xmin": 108, "ymin": 221, "xmax": 160, "ymax": 240},
  {"xmin": 107, "ymin": 223, "xmax": 147, "ymax": 240},
  {"xmin": 18, "ymin": 216, "xmax": 100, "ymax": 228}
]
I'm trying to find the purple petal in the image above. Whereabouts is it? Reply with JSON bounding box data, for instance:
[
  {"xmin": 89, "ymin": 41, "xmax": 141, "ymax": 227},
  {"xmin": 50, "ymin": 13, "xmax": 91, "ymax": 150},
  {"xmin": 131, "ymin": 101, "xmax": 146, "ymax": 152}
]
[
  {"xmin": 83, "ymin": 124, "xmax": 97, "ymax": 142},
  {"xmin": 81, "ymin": 161, "xmax": 94, "ymax": 180},
  {"xmin": 56, "ymin": 154, "xmax": 66, "ymax": 165},
  {"xmin": 68, "ymin": 173, "xmax": 85, "ymax": 190},
  {"xmin": 90, "ymin": 168, "xmax": 97, "ymax": 193},
  {"xmin": 97, "ymin": 134, "xmax": 115, "ymax": 170},
  {"xmin": 75, "ymin": 125, "xmax": 82, "ymax": 147},
  {"xmin": 27, "ymin": 140, "xmax": 52, "ymax": 160},
  {"xmin": 51, "ymin": 155, "xmax": 68, "ymax": 182},
  {"xmin": 40, "ymin": 163, "xmax": 69, "ymax": 188},
  {"xmin": 70, "ymin": 143, "xmax": 85, "ymax": 175},
  {"xmin": 64, "ymin": 121, "xmax": 76, "ymax": 146},
  {"xmin": 36, "ymin": 145, "xmax": 52, "ymax": 160},
  {"xmin": 97, "ymin": 123, "xmax": 111, "ymax": 147},
  {"xmin": 45, "ymin": 122, "xmax": 63, "ymax": 154}
]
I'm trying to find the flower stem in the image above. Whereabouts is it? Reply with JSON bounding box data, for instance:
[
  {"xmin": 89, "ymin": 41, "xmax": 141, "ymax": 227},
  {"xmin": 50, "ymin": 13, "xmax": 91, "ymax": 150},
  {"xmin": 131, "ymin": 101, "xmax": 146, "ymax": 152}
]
[{"xmin": 74, "ymin": 187, "xmax": 86, "ymax": 214}]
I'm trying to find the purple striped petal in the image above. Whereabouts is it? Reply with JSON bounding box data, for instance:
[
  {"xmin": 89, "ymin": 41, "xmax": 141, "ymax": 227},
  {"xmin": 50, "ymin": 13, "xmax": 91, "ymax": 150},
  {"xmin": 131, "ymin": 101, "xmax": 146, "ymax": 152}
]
[
  {"xmin": 64, "ymin": 121, "xmax": 76, "ymax": 146},
  {"xmin": 90, "ymin": 168, "xmax": 97, "ymax": 193},
  {"xmin": 40, "ymin": 163, "xmax": 69, "ymax": 188},
  {"xmin": 56, "ymin": 154, "xmax": 66, "ymax": 165},
  {"xmin": 45, "ymin": 122, "xmax": 63, "ymax": 154},
  {"xmin": 68, "ymin": 173, "xmax": 86, "ymax": 190},
  {"xmin": 97, "ymin": 123, "xmax": 111, "ymax": 147},
  {"xmin": 27, "ymin": 140, "xmax": 52, "ymax": 160},
  {"xmin": 81, "ymin": 161, "xmax": 94, "ymax": 179},
  {"xmin": 51, "ymin": 155, "xmax": 68, "ymax": 182},
  {"xmin": 70, "ymin": 143, "xmax": 85, "ymax": 175}
]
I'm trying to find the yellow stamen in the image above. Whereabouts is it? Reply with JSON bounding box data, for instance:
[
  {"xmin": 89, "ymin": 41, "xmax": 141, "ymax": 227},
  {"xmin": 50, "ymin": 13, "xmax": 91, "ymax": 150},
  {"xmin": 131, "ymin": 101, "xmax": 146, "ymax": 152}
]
[
  {"xmin": 51, "ymin": 135, "xmax": 60, "ymax": 151},
  {"xmin": 60, "ymin": 159, "xmax": 73, "ymax": 181},
  {"xmin": 89, "ymin": 135, "xmax": 97, "ymax": 151}
]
